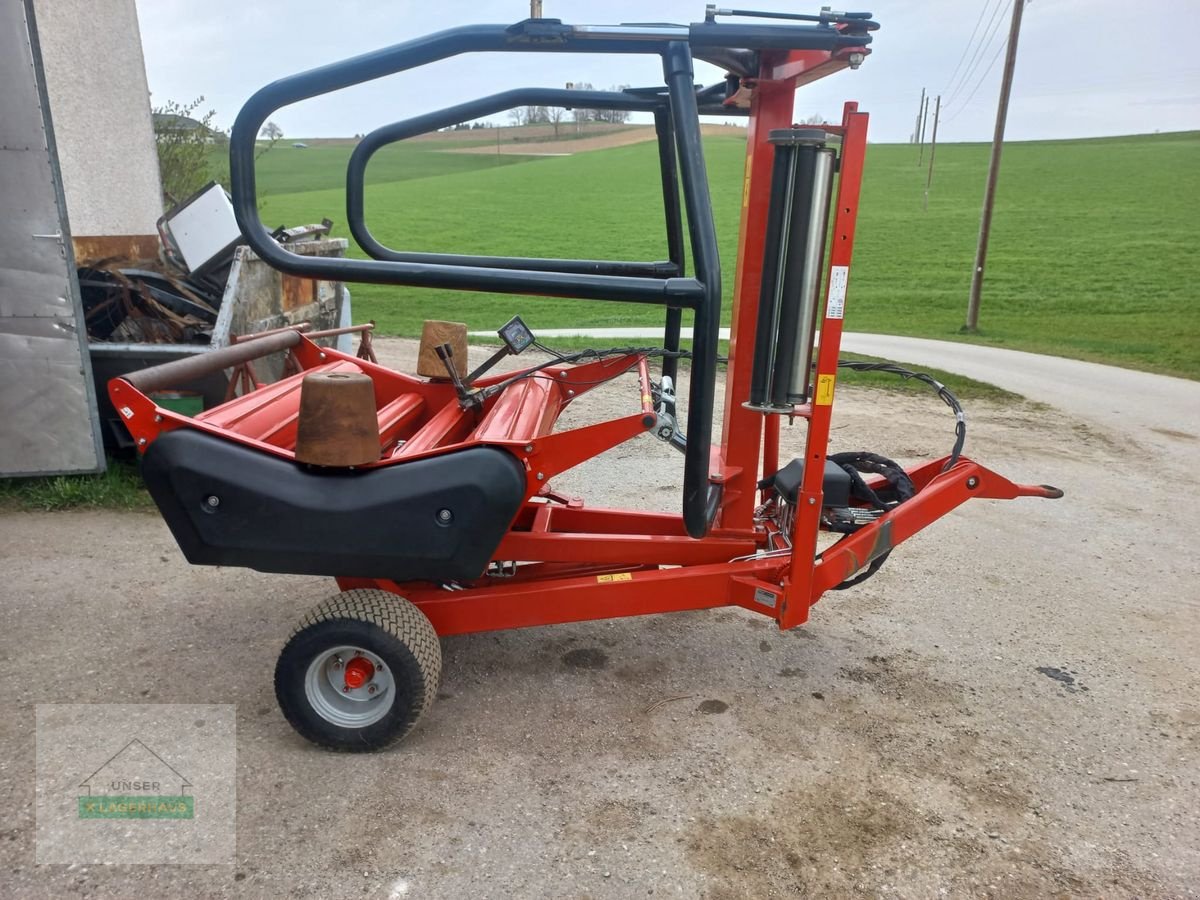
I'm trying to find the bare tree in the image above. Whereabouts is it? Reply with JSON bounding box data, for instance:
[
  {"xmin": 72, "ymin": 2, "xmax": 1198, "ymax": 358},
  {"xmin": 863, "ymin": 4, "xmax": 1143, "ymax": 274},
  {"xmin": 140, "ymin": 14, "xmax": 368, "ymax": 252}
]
[
  {"xmin": 547, "ymin": 106, "xmax": 566, "ymax": 139},
  {"xmin": 568, "ymin": 82, "xmax": 595, "ymax": 123},
  {"xmin": 260, "ymin": 121, "xmax": 283, "ymax": 140},
  {"xmin": 508, "ymin": 107, "xmax": 527, "ymax": 126}
]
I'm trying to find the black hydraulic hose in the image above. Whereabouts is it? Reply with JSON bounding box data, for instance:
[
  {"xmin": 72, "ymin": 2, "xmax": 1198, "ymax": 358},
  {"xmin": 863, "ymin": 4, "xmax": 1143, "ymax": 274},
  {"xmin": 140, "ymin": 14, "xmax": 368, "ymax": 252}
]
[{"xmin": 836, "ymin": 359, "xmax": 967, "ymax": 469}]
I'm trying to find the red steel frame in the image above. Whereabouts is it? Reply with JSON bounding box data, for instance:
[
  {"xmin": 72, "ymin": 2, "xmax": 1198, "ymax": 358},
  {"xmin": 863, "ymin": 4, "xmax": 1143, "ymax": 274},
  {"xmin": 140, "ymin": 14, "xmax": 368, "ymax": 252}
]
[
  {"xmin": 339, "ymin": 52, "xmax": 1058, "ymax": 634},
  {"xmin": 113, "ymin": 47, "xmax": 1058, "ymax": 637}
]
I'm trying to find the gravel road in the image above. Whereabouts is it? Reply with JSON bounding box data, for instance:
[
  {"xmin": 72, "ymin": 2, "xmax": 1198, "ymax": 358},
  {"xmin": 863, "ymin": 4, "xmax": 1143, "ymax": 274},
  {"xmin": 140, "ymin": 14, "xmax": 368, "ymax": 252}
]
[{"xmin": 1, "ymin": 337, "xmax": 1196, "ymax": 898}]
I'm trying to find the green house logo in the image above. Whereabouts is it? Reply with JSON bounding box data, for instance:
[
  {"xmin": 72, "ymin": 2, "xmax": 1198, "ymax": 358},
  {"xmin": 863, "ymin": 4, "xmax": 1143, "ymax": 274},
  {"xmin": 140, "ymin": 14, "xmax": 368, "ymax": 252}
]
[{"xmin": 77, "ymin": 739, "xmax": 193, "ymax": 820}]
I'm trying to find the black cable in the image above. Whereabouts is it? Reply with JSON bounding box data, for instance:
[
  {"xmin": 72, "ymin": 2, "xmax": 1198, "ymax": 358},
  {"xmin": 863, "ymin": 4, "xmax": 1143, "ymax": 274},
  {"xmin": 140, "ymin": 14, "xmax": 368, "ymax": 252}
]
[
  {"xmin": 837, "ymin": 359, "xmax": 967, "ymax": 470},
  {"xmin": 532, "ymin": 339, "xmax": 568, "ymax": 360},
  {"xmin": 473, "ymin": 346, "xmax": 693, "ymax": 404}
]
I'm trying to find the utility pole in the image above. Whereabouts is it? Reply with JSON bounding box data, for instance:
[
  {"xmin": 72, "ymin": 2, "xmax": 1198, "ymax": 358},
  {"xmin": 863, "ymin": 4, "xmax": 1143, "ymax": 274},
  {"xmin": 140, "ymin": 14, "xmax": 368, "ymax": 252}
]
[
  {"xmin": 964, "ymin": 0, "xmax": 1027, "ymax": 332},
  {"xmin": 916, "ymin": 94, "xmax": 929, "ymax": 164},
  {"xmin": 913, "ymin": 87, "xmax": 925, "ymax": 145},
  {"xmin": 923, "ymin": 95, "xmax": 941, "ymax": 211}
]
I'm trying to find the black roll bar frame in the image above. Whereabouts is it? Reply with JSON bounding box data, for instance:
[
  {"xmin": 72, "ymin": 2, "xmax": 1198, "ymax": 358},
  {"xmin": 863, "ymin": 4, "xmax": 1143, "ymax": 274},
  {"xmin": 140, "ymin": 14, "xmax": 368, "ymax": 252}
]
[{"xmin": 227, "ymin": 17, "xmax": 869, "ymax": 537}]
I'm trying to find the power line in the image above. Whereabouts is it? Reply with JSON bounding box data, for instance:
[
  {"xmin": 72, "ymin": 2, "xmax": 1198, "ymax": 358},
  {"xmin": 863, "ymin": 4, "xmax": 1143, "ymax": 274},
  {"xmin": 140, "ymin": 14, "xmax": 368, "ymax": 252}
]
[
  {"xmin": 945, "ymin": 0, "xmax": 1010, "ymax": 109},
  {"xmin": 943, "ymin": 0, "xmax": 997, "ymax": 95},
  {"xmin": 945, "ymin": 0, "xmax": 1012, "ymax": 109},
  {"xmin": 943, "ymin": 38, "xmax": 1008, "ymax": 123}
]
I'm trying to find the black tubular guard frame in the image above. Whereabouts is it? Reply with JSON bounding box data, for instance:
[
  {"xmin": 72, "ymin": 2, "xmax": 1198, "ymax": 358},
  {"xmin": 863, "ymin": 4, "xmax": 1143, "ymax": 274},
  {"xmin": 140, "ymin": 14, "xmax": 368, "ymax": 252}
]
[
  {"xmin": 228, "ymin": 18, "xmax": 868, "ymax": 538},
  {"xmin": 348, "ymin": 88, "xmax": 678, "ymax": 278}
]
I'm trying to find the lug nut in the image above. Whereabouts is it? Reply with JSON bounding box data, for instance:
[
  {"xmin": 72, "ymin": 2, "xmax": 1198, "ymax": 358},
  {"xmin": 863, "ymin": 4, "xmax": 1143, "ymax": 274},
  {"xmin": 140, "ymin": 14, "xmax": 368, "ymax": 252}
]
[
  {"xmin": 368, "ymin": 685, "xmax": 377, "ymax": 694},
  {"xmin": 437, "ymin": 508, "xmax": 453, "ymax": 523},
  {"xmin": 205, "ymin": 495, "xmax": 220, "ymax": 508}
]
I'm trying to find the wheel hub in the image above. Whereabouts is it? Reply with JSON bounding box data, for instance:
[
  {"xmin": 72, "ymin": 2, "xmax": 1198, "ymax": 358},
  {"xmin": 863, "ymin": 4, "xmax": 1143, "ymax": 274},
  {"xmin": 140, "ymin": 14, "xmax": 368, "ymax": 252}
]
[
  {"xmin": 303, "ymin": 644, "xmax": 395, "ymax": 728},
  {"xmin": 343, "ymin": 656, "xmax": 375, "ymax": 690}
]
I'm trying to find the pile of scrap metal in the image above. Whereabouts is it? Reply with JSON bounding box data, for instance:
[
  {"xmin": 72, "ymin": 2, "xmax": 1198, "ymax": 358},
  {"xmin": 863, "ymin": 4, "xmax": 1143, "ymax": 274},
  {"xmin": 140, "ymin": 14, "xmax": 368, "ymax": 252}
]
[
  {"xmin": 80, "ymin": 262, "xmax": 222, "ymax": 344},
  {"xmin": 80, "ymin": 177, "xmax": 335, "ymax": 346}
]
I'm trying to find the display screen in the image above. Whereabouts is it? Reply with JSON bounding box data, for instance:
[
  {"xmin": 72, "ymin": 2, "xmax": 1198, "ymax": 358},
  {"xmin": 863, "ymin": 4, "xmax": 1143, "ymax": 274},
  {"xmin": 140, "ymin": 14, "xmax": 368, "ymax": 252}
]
[{"xmin": 498, "ymin": 316, "xmax": 534, "ymax": 354}]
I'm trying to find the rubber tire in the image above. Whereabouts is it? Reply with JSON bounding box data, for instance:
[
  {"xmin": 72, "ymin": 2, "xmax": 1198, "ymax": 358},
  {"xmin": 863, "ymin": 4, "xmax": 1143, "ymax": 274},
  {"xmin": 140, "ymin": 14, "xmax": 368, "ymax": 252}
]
[{"xmin": 275, "ymin": 589, "xmax": 441, "ymax": 752}]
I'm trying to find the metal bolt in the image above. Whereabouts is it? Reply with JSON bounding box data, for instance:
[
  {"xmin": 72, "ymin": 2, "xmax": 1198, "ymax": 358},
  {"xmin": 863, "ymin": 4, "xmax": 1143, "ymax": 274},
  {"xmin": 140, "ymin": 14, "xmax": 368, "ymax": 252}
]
[
  {"xmin": 808, "ymin": 497, "xmax": 816, "ymax": 505},
  {"xmin": 154, "ymin": 414, "xmax": 162, "ymax": 423},
  {"xmin": 342, "ymin": 686, "xmax": 350, "ymax": 693},
  {"xmin": 437, "ymin": 508, "xmax": 453, "ymax": 523},
  {"xmin": 205, "ymin": 495, "xmax": 220, "ymax": 508},
  {"xmin": 536, "ymin": 471, "xmax": 544, "ymax": 480},
  {"xmin": 319, "ymin": 352, "xmax": 327, "ymax": 360},
  {"xmin": 967, "ymin": 476, "xmax": 979, "ymax": 489},
  {"xmin": 368, "ymin": 685, "xmax": 377, "ymax": 694},
  {"xmin": 138, "ymin": 438, "xmax": 146, "ymax": 446},
  {"xmin": 558, "ymin": 371, "xmax": 567, "ymax": 379},
  {"xmin": 333, "ymin": 657, "xmax": 343, "ymax": 669},
  {"xmin": 524, "ymin": 444, "xmax": 533, "ymax": 453},
  {"xmin": 567, "ymin": 389, "xmax": 575, "ymax": 398}
]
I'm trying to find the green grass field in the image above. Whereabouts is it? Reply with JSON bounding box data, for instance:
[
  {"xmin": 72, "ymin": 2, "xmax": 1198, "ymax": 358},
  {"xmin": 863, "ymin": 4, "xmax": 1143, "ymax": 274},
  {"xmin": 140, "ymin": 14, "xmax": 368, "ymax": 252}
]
[{"xmin": 257, "ymin": 129, "xmax": 1199, "ymax": 379}]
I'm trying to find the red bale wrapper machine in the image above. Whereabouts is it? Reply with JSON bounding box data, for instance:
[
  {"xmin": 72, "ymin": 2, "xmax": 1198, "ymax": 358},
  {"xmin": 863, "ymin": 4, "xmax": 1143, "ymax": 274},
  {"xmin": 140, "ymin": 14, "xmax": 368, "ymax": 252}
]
[{"xmin": 110, "ymin": 7, "xmax": 1061, "ymax": 750}]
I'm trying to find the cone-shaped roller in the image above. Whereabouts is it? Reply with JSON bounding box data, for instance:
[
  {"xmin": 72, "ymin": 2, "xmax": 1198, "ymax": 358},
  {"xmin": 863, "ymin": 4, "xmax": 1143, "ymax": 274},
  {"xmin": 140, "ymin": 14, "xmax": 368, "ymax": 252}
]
[{"xmin": 294, "ymin": 371, "xmax": 379, "ymax": 467}]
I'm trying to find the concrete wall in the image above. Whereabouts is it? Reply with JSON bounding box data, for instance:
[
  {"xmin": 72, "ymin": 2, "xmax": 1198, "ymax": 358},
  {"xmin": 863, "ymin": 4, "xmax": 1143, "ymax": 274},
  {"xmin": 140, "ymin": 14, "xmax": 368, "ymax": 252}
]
[{"xmin": 32, "ymin": 0, "xmax": 162, "ymax": 237}]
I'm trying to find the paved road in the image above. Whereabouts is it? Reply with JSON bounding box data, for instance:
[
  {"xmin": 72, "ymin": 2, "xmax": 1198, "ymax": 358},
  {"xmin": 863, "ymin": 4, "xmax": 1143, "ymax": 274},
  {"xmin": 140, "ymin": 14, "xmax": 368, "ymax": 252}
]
[{"xmin": 509, "ymin": 328, "xmax": 1200, "ymax": 454}]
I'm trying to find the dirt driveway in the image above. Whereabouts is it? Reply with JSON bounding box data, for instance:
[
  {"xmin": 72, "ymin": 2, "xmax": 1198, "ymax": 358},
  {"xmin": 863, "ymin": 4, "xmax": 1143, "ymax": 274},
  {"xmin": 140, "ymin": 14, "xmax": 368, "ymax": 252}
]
[{"xmin": 1, "ymin": 338, "xmax": 1197, "ymax": 897}]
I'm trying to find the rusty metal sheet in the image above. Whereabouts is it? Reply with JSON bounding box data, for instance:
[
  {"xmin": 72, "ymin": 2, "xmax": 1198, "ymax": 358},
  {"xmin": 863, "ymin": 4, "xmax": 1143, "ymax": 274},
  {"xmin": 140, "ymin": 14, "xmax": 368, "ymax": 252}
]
[
  {"xmin": 72, "ymin": 234, "xmax": 162, "ymax": 266},
  {"xmin": 280, "ymin": 274, "xmax": 318, "ymax": 311},
  {"xmin": 0, "ymin": 0, "xmax": 103, "ymax": 476}
]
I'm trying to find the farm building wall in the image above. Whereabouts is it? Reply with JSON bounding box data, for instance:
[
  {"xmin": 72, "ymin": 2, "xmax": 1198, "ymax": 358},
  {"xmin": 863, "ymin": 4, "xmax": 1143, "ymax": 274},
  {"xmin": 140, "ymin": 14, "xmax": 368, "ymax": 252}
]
[{"xmin": 31, "ymin": 0, "xmax": 162, "ymax": 236}]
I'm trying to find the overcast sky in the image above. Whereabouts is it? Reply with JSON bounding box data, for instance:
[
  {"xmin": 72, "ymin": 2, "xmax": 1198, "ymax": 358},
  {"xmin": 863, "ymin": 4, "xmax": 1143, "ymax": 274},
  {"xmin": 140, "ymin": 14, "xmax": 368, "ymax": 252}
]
[{"xmin": 135, "ymin": 0, "xmax": 1199, "ymax": 143}]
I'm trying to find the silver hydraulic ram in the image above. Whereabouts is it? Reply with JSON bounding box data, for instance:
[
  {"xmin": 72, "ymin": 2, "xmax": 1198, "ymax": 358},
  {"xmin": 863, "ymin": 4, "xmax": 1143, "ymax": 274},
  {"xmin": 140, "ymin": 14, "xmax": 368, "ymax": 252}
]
[{"xmin": 745, "ymin": 127, "xmax": 836, "ymax": 411}]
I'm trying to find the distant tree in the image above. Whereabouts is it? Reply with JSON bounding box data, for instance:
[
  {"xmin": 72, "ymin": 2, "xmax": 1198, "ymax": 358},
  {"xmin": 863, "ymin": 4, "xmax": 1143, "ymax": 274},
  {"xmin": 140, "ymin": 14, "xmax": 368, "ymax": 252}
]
[
  {"xmin": 568, "ymin": 84, "xmax": 631, "ymax": 125},
  {"xmin": 547, "ymin": 106, "xmax": 566, "ymax": 139},
  {"xmin": 260, "ymin": 121, "xmax": 283, "ymax": 141},
  {"xmin": 598, "ymin": 87, "xmax": 632, "ymax": 124},
  {"xmin": 800, "ymin": 113, "xmax": 827, "ymax": 125},
  {"xmin": 508, "ymin": 107, "xmax": 528, "ymax": 126},
  {"xmin": 568, "ymin": 82, "xmax": 596, "ymax": 123}
]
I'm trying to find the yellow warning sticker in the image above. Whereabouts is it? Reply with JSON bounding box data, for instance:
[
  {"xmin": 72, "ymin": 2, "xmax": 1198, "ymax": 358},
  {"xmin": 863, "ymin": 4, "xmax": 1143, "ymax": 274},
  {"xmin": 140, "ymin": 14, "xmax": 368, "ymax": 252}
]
[
  {"xmin": 596, "ymin": 572, "xmax": 634, "ymax": 584},
  {"xmin": 741, "ymin": 158, "xmax": 753, "ymax": 208},
  {"xmin": 815, "ymin": 374, "xmax": 836, "ymax": 406}
]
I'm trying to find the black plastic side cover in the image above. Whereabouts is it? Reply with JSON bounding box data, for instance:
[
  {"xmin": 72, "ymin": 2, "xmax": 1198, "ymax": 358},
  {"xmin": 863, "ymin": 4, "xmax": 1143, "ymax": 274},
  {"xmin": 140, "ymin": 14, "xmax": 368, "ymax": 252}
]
[
  {"xmin": 141, "ymin": 429, "xmax": 526, "ymax": 582},
  {"xmin": 766, "ymin": 458, "xmax": 853, "ymax": 508}
]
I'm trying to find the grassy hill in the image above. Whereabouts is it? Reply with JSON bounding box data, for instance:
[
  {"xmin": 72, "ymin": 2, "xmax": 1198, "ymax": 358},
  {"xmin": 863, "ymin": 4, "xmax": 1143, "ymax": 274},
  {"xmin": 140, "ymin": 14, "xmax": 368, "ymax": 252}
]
[{"xmin": 253, "ymin": 129, "xmax": 1199, "ymax": 378}]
